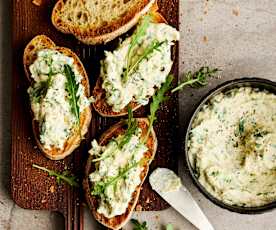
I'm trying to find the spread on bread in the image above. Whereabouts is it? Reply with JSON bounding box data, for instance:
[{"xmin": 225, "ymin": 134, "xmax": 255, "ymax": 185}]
[
  {"xmin": 28, "ymin": 49, "xmax": 90, "ymax": 150},
  {"xmin": 85, "ymin": 76, "xmax": 173, "ymax": 228},
  {"xmin": 100, "ymin": 19, "xmax": 179, "ymax": 112},
  {"xmin": 89, "ymin": 126, "xmax": 147, "ymax": 218}
]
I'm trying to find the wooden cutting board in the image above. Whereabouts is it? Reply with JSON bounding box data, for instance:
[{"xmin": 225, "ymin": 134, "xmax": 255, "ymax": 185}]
[{"xmin": 11, "ymin": 0, "xmax": 179, "ymax": 229}]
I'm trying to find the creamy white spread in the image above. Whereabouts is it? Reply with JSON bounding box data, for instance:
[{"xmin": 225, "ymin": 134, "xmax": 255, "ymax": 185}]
[
  {"xmin": 89, "ymin": 128, "xmax": 147, "ymax": 218},
  {"xmin": 188, "ymin": 87, "xmax": 276, "ymax": 207},
  {"xmin": 150, "ymin": 168, "xmax": 182, "ymax": 193},
  {"xmin": 101, "ymin": 22, "xmax": 179, "ymax": 112},
  {"xmin": 28, "ymin": 49, "xmax": 90, "ymax": 150}
]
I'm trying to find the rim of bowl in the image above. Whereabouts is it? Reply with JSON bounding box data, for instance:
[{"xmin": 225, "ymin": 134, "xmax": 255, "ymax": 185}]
[{"xmin": 184, "ymin": 77, "xmax": 276, "ymax": 214}]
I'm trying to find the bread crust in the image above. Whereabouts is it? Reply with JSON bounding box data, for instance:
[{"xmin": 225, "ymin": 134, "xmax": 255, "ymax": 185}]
[
  {"xmin": 23, "ymin": 35, "xmax": 92, "ymax": 160},
  {"xmin": 51, "ymin": 0, "xmax": 156, "ymax": 45},
  {"xmin": 92, "ymin": 10, "xmax": 167, "ymax": 117},
  {"xmin": 83, "ymin": 118, "xmax": 157, "ymax": 230}
]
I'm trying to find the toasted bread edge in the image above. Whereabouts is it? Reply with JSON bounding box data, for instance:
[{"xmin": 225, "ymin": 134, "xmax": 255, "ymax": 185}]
[{"xmin": 51, "ymin": 0, "xmax": 156, "ymax": 45}]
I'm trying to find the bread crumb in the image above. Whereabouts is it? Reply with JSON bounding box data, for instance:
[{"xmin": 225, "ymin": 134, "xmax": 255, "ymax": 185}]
[
  {"xmin": 32, "ymin": 0, "xmax": 42, "ymax": 6},
  {"xmin": 135, "ymin": 204, "xmax": 143, "ymax": 211},
  {"xmin": 232, "ymin": 8, "xmax": 240, "ymax": 16},
  {"xmin": 49, "ymin": 185, "xmax": 55, "ymax": 193}
]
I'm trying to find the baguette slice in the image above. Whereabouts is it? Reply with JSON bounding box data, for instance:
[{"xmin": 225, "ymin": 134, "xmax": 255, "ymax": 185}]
[
  {"xmin": 83, "ymin": 118, "xmax": 157, "ymax": 230},
  {"xmin": 23, "ymin": 35, "xmax": 92, "ymax": 160},
  {"xmin": 92, "ymin": 10, "xmax": 167, "ymax": 117},
  {"xmin": 51, "ymin": 0, "xmax": 156, "ymax": 45}
]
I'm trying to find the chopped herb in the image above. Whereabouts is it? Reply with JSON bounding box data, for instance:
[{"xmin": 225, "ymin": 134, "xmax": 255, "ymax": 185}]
[
  {"xmin": 91, "ymin": 160, "xmax": 144, "ymax": 196},
  {"xmin": 64, "ymin": 64, "xmax": 80, "ymax": 127},
  {"xmin": 143, "ymin": 74, "xmax": 174, "ymax": 142},
  {"xmin": 32, "ymin": 164, "xmax": 79, "ymax": 187},
  {"xmin": 257, "ymin": 192, "xmax": 271, "ymax": 196},
  {"xmin": 30, "ymin": 72, "xmax": 53, "ymax": 102},
  {"xmin": 224, "ymin": 178, "xmax": 232, "ymax": 183},
  {"xmin": 238, "ymin": 119, "xmax": 245, "ymax": 135},
  {"xmin": 131, "ymin": 219, "xmax": 148, "ymax": 230},
  {"xmin": 210, "ymin": 171, "xmax": 219, "ymax": 177},
  {"xmin": 171, "ymin": 66, "xmax": 219, "ymax": 93},
  {"xmin": 254, "ymin": 130, "xmax": 269, "ymax": 138}
]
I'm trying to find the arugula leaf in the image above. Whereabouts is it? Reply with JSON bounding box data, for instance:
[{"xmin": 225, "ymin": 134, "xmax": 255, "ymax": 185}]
[
  {"xmin": 118, "ymin": 106, "xmax": 138, "ymax": 149},
  {"xmin": 123, "ymin": 39, "xmax": 166, "ymax": 82},
  {"xmin": 171, "ymin": 66, "xmax": 219, "ymax": 93},
  {"xmin": 143, "ymin": 74, "xmax": 174, "ymax": 142},
  {"xmin": 123, "ymin": 15, "xmax": 152, "ymax": 82},
  {"xmin": 131, "ymin": 219, "xmax": 148, "ymax": 230},
  {"xmin": 32, "ymin": 164, "xmax": 79, "ymax": 187},
  {"xmin": 91, "ymin": 106, "xmax": 138, "ymax": 163},
  {"xmin": 64, "ymin": 64, "xmax": 80, "ymax": 127},
  {"xmin": 166, "ymin": 224, "xmax": 174, "ymax": 230},
  {"xmin": 30, "ymin": 72, "xmax": 53, "ymax": 103},
  {"xmin": 91, "ymin": 160, "xmax": 143, "ymax": 196}
]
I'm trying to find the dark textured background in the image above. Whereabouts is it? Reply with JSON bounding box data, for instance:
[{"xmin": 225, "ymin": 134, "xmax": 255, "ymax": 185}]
[{"xmin": 10, "ymin": 0, "xmax": 178, "ymax": 229}]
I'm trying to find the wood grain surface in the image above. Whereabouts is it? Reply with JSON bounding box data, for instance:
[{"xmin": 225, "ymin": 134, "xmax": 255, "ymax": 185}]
[{"xmin": 11, "ymin": 0, "xmax": 179, "ymax": 229}]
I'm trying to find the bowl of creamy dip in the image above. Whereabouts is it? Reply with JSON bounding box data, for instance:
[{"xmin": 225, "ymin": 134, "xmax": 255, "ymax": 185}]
[{"xmin": 185, "ymin": 78, "xmax": 276, "ymax": 213}]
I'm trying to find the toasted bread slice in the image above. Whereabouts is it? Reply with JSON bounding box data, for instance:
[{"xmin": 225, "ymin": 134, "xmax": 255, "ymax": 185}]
[
  {"xmin": 51, "ymin": 0, "xmax": 156, "ymax": 45},
  {"xmin": 83, "ymin": 118, "xmax": 157, "ymax": 230},
  {"xmin": 23, "ymin": 35, "xmax": 92, "ymax": 160},
  {"xmin": 92, "ymin": 10, "xmax": 167, "ymax": 117}
]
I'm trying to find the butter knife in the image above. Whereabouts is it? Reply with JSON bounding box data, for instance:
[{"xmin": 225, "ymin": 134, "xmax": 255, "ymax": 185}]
[{"xmin": 149, "ymin": 168, "xmax": 215, "ymax": 230}]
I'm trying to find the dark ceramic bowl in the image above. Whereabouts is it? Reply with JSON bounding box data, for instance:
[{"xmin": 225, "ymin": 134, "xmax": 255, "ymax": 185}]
[{"xmin": 184, "ymin": 77, "xmax": 276, "ymax": 214}]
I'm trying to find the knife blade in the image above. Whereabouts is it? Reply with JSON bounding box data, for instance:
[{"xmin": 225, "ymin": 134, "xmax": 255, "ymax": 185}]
[{"xmin": 149, "ymin": 168, "xmax": 214, "ymax": 230}]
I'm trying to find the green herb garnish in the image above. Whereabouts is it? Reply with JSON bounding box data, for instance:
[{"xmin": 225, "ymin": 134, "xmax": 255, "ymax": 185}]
[
  {"xmin": 131, "ymin": 219, "xmax": 148, "ymax": 230},
  {"xmin": 210, "ymin": 171, "xmax": 219, "ymax": 177},
  {"xmin": 123, "ymin": 15, "xmax": 153, "ymax": 82},
  {"xmin": 31, "ymin": 72, "xmax": 53, "ymax": 103},
  {"xmin": 64, "ymin": 64, "xmax": 80, "ymax": 126},
  {"xmin": 124, "ymin": 39, "xmax": 166, "ymax": 82},
  {"xmin": 166, "ymin": 223, "xmax": 174, "ymax": 230},
  {"xmin": 171, "ymin": 66, "xmax": 219, "ymax": 93},
  {"xmin": 91, "ymin": 106, "xmax": 138, "ymax": 162},
  {"xmin": 91, "ymin": 160, "xmax": 143, "ymax": 196},
  {"xmin": 143, "ymin": 74, "xmax": 174, "ymax": 142},
  {"xmin": 239, "ymin": 119, "xmax": 245, "ymax": 135},
  {"xmin": 32, "ymin": 164, "xmax": 79, "ymax": 187},
  {"xmin": 118, "ymin": 106, "xmax": 138, "ymax": 149}
]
